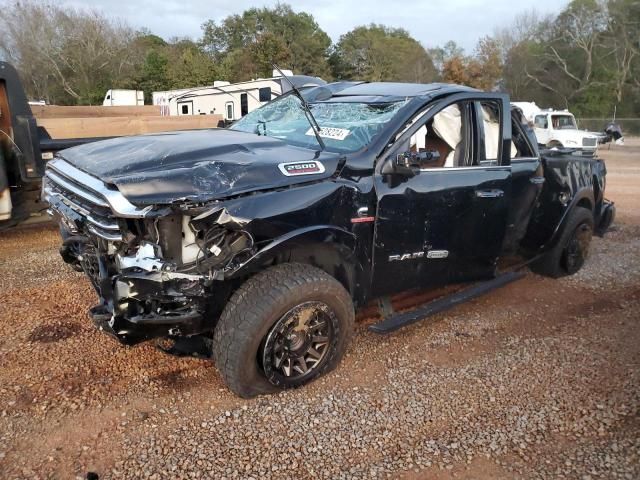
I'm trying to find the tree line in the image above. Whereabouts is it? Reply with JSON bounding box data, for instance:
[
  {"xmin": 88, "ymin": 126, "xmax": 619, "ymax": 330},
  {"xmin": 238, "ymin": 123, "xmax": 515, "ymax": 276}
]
[{"xmin": 0, "ymin": 0, "xmax": 637, "ymax": 118}]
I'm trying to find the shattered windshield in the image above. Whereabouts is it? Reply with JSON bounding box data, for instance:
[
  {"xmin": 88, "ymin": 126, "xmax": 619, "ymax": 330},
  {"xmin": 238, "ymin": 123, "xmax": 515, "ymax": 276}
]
[
  {"xmin": 551, "ymin": 115, "xmax": 577, "ymax": 130},
  {"xmin": 230, "ymin": 94, "xmax": 408, "ymax": 153}
]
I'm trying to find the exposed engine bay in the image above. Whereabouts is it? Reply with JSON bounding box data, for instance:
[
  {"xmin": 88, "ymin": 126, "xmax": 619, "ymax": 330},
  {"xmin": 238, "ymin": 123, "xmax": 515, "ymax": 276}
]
[{"xmin": 43, "ymin": 158, "xmax": 258, "ymax": 344}]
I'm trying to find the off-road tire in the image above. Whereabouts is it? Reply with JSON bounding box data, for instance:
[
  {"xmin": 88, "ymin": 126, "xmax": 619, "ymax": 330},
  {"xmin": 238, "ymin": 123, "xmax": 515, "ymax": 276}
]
[
  {"xmin": 212, "ymin": 263, "xmax": 354, "ymax": 398},
  {"xmin": 531, "ymin": 206, "xmax": 594, "ymax": 278}
]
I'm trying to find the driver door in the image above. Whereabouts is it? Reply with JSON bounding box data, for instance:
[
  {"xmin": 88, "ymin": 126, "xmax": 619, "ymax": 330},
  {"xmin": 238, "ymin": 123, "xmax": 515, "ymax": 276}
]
[{"xmin": 371, "ymin": 94, "xmax": 512, "ymax": 297}]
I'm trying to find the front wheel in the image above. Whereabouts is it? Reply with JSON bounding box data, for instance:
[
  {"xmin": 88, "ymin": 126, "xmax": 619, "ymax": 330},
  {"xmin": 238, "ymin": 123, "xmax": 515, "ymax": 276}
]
[
  {"xmin": 531, "ymin": 206, "xmax": 594, "ymax": 278},
  {"xmin": 212, "ymin": 263, "xmax": 354, "ymax": 398}
]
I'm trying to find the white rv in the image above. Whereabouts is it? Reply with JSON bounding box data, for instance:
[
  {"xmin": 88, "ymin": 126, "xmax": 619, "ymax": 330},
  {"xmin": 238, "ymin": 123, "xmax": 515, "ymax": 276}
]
[
  {"xmin": 153, "ymin": 71, "xmax": 325, "ymax": 122},
  {"xmin": 512, "ymin": 101, "xmax": 599, "ymax": 156},
  {"xmin": 152, "ymin": 89, "xmax": 191, "ymax": 116},
  {"xmin": 103, "ymin": 89, "xmax": 144, "ymax": 106}
]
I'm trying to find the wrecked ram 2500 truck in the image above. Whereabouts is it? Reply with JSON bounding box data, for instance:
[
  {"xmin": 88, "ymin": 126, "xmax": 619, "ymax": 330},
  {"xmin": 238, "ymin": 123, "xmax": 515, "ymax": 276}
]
[{"xmin": 43, "ymin": 82, "xmax": 615, "ymax": 398}]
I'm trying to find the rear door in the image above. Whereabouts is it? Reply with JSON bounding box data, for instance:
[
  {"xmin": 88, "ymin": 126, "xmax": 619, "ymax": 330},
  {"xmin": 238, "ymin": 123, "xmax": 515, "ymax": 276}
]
[
  {"xmin": 502, "ymin": 109, "xmax": 544, "ymax": 253},
  {"xmin": 371, "ymin": 94, "xmax": 512, "ymax": 297}
]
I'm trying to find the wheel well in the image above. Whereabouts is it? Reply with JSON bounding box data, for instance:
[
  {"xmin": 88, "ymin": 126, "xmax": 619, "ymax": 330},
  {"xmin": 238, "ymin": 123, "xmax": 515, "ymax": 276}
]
[
  {"xmin": 592, "ymin": 174, "xmax": 602, "ymax": 207},
  {"xmin": 576, "ymin": 197, "xmax": 593, "ymax": 211},
  {"xmin": 258, "ymin": 243, "xmax": 356, "ymax": 297}
]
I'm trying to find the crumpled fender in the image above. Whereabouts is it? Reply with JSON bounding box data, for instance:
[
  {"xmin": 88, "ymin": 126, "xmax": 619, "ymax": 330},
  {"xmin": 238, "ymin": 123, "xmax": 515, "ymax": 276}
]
[
  {"xmin": 227, "ymin": 225, "xmax": 357, "ymax": 279},
  {"xmin": 544, "ymin": 186, "xmax": 595, "ymax": 252},
  {"xmin": 524, "ymin": 154, "xmax": 598, "ymax": 253}
]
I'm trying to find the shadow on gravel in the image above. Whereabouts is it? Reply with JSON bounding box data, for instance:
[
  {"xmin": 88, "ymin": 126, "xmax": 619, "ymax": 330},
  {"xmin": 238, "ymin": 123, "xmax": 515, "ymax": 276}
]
[{"xmin": 28, "ymin": 322, "xmax": 82, "ymax": 343}]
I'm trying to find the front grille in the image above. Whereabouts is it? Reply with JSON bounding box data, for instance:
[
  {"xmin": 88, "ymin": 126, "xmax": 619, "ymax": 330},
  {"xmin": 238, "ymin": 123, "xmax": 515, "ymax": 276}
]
[
  {"xmin": 582, "ymin": 137, "xmax": 597, "ymax": 147},
  {"xmin": 43, "ymin": 161, "xmax": 122, "ymax": 241}
]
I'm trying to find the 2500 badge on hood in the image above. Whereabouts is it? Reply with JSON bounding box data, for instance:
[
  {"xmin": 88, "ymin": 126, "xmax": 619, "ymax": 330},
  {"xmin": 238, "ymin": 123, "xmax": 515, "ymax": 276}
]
[{"xmin": 278, "ymin": 161, "xmax": 326, "ymax": 176}]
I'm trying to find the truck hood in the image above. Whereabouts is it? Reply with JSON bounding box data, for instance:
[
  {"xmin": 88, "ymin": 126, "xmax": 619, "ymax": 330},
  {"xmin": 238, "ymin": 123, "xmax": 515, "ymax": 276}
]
[
  {"xmin": 58, "ymin": 129, "xmax": 340, "ymax": 205},
  {"xmin": 552, "ymin": 129, "xmax": 598, "ymax": 142}
]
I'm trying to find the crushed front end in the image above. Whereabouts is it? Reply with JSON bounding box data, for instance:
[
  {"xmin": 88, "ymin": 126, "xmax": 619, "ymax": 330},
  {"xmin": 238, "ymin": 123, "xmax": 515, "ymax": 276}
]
[{"xmin": 42, "ymin": 158, "xmax": 253, "ymax": 345}]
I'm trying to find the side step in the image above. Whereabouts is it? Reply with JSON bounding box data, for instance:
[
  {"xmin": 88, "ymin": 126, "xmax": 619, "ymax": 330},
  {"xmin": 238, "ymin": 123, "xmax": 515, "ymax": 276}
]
[{"xmin": 368, "ymin": 271, "xmax": 526, "ymax": 334}]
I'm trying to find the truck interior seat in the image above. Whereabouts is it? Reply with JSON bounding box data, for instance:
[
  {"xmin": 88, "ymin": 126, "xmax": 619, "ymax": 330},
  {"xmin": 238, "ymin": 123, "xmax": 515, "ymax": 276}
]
[
  {"xmin": 409, "ymin": 124, "xmax": 449, "ymax": 169},
  {"xmin": 424, "ymin": 127, "xmax": 450, "ymax": 168}
]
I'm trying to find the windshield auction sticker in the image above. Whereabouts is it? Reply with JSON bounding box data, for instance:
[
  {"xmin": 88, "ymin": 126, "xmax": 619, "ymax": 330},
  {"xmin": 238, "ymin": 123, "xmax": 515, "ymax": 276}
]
[
  {"xmin": 306, "ymin": 127, "xmax": 351, "ymax": 141},
  {"xmin": 278, "ymin": 161, "xmax": 326, "ymax": 176}
]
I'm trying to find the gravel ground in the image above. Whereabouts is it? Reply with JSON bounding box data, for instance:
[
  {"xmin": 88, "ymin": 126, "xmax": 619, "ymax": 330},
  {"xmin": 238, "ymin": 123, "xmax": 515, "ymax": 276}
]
[{"xmin": 0, "ymin": 141, "xmax": 638, "ymax": 479}]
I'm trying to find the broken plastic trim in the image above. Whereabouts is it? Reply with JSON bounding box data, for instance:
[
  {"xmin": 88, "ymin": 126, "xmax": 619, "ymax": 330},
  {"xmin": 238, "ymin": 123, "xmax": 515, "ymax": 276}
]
[{"xmin": 116, "ymin": 242, "xmax": 168, "ymax": 272}]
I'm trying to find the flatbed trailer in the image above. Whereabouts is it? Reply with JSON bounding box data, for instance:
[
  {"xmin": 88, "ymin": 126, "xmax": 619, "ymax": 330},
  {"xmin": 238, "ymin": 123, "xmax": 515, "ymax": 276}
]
[
  {"xmin": 0, "ymin": 62, "xmax": 97, "ymax": 228},
  {"xmin": 0, "ymin": 62, "xmax": 221, "ymax": 229}
]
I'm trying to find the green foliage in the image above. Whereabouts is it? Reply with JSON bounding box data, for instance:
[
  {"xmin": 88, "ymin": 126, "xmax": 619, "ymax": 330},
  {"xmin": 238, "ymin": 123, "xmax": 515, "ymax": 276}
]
[
  {"xmin": 164, "ymin": 40, "xmax": 217, "ymax": 88},
  {"xmin": 201, "ymin": 4, "xmax": 332, "ymax": 81},
  {"xmin": 331, "ymin": 24, "xmax": 437, "ymax": 83},
  {"xmin": 1, "ymin": 0, "xmax": 637, "ymax": 119}
]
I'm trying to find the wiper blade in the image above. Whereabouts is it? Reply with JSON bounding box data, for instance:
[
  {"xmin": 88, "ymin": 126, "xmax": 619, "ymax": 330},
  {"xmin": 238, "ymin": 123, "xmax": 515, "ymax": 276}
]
[{"xmin": 272, "ymin": 63, "xmax": 325, "ymax": 151}]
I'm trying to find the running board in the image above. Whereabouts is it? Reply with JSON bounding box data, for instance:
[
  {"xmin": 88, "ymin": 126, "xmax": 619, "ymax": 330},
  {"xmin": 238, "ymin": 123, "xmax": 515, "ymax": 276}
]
[{"xmin": 368, "ymin": 271, "xmax": 526, "ymax": 334}]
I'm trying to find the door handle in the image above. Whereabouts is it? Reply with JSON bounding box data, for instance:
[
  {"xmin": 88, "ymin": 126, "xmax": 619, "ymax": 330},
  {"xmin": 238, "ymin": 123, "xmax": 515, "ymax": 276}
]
[
  {"xmin": 475, "ymin": 189, "xmax": 504, "ymax": 198},
  {"xmin": 529, "ymin": 176, "xmax": 545, "ymax": 185}
]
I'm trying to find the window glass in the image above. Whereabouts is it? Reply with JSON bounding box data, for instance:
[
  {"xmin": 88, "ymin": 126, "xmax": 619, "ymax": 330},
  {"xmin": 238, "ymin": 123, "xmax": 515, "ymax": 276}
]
[
  {"xmin": 231, "ymin": 93, "xmax": 408, "ymax": 153},
  {"xmin": 181, "ymin": 104, "xmax": 189, "ymax": 115},
  {"xmin": 511, "ymin": 116, "xmax": 535, "ymax": 158},
  {"xmin": 480, "ymin": 102, "xmax": 501, "ymax": 163},
  {"xmin": 407, "ymin": 101, "xmax": 472, "ymax": 169},
  {"xmin": 534, "ymin": 115, "xmax": 548, "ymax": 129},
  {"xmin": 551, "ymin": 114, "xmax": 576, "ymax": 130},
  {"xmin": 226, "ymin": 102, "xmax": 234, "ymax": 120},
  {"xmin": 258, "ymin": 87, "xmax": 271, "ymax": 102},
  {"xmin": 240, "ymin": 93, "xmax": 248, "ymax": 116}
]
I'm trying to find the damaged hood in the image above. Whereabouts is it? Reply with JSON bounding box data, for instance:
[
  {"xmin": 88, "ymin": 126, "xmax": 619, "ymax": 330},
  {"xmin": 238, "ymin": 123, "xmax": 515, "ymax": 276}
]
[{"xmin": 58, "ymin": 129, "xmax": 341, "ymax": 205}]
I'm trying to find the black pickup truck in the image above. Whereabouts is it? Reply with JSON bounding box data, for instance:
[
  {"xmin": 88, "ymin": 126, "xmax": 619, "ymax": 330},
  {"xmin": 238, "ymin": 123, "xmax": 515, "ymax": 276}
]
[{"xmin": 43, "ymin": 81, "xmax": 615, "ymax": 397}]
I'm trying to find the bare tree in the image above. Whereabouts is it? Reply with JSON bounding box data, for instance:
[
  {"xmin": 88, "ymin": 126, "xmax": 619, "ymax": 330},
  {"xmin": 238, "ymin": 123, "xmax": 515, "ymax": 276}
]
[
  {"xmin": 524, "ymin": 0, "xmax": 610, "ymax": 107},
  {"xmin": 605, "ymin": 0, "xmax": 640, "ymax": 102},
  {"xmin": 0, "ymin": 0, "xmax": 137, "ymax": 104},
  {"xmin": 493, "ymin": 8, "xmax": 548, "ymax": 56}
]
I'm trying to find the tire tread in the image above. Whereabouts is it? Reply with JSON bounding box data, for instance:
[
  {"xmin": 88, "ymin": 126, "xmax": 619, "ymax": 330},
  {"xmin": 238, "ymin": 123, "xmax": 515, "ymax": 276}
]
[{"xmin": 212, "ymin": 263, "xmax": 354, "ymax": 398}]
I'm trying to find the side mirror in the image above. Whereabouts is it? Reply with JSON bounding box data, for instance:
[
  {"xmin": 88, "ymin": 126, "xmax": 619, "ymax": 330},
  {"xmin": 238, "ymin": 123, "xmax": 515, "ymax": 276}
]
[{"xmin": 384, "ymin": 149, "xmax": 440, "ymax": 176}]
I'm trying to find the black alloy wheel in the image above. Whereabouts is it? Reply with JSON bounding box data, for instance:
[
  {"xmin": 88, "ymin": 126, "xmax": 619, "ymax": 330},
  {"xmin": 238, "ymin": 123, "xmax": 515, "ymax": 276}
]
[
  {"xmin": 261, "ymin": 301, "xmax": 336, "ymax": 386},
  {"xmin": 562, "ymin": 222, "xmax": 592, "ymax": 274}
]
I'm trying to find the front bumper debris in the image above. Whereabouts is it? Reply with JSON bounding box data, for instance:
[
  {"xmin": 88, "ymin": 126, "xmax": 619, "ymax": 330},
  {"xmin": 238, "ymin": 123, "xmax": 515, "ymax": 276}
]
[
  {"xmin": 86, "ymin": 242, "xmax": 210, "ymax": 345},
  {"xmin": 89, "ymin": 303, "xmax": 204, "ymax": 345}
]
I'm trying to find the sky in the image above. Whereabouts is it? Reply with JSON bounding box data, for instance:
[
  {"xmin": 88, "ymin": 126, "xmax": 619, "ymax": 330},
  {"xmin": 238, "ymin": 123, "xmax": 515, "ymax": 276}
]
[{"xmin": 63, "ymin": 0, "xmax": 566, "ymax": 52}]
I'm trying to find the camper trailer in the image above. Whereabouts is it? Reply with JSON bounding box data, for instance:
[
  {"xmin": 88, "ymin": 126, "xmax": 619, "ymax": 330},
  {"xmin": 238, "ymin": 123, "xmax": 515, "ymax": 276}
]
[
  {"xmin": 153, "ymin": 71, "xmax": 325, "ymax": 121},
  {"xmin": 152, "ymin": 89, "xmax": 191, "ymax": 116}
]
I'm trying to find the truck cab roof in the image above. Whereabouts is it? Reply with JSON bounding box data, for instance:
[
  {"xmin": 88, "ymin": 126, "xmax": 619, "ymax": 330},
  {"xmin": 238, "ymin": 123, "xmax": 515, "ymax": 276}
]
[{"xmin": 318, "ymin": 81, "xmax": 478, "ymax": 99}]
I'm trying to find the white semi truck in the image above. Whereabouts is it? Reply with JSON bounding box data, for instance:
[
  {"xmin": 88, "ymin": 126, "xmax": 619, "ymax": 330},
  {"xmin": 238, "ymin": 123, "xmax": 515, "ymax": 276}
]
[
  {"xmin": 102, "ymin": 89, "xmax": 144, "ymax": 106},
  {"xmin": 512, "ymin": 102, "xmax": 600, "ymax": 156}
]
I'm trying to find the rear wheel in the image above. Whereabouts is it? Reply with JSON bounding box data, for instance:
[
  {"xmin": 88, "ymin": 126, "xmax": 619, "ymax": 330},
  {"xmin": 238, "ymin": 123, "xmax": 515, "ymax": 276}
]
[
  {"xmin": 531, "ymin": 206, "xmax": 593, "ymax": 278},
  {"xmin": 212, "ymin": 263, "xmax": 354, "ymax": 398}
]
